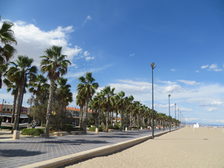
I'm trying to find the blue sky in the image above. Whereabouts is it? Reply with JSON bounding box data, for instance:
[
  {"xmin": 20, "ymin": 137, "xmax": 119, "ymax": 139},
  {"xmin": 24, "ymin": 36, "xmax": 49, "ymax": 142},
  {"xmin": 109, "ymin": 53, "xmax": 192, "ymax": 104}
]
[{"xmin": 1, "ymin": 0, "xmax": 224, "ymax": 125}]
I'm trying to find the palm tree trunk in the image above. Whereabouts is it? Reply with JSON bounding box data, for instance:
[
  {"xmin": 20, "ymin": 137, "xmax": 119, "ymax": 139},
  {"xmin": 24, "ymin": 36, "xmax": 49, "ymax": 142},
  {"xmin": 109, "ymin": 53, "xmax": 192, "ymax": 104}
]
[
  {"xmin": 82, "ymin": 101, "xmax": 88, "ymax": 133},
  {"xmin": 129, "ymin": 112, "xmax": 132, "ymax": 128},
  {"xmin": 106, "ymin": 107, "xmax": 109, "ymax": 132},
  {"xmin": 79, "ymin": 106, "xmax": 83, "ymax": 127},
  {"xmin": 11, "ymin": 91, "xmax": 17, "ymax": 124},
  {"xmin": 13, "ymin": 83, "xmax": 24, "ymax": 131},
  {"xmin": 120, "ymin": 110, "xmax": 124, "ymax": 131},
  {"xmin": 0, "ymin": 73, "xmax": 2, "ymax": 89},
  {"xmin": 45, "ymin": 79, "xmax": 54, "ymax": 137}
]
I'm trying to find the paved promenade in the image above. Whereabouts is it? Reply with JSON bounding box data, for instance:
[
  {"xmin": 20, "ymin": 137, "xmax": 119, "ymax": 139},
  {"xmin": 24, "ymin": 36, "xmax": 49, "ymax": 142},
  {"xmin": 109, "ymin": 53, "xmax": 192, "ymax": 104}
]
[{"xmin": 0, "ymin": 129, "xmax": 167, "ymax": 168}]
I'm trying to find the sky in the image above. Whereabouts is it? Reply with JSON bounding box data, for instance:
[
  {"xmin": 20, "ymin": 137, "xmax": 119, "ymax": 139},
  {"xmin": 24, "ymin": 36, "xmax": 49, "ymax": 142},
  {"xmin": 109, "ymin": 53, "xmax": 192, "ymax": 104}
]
[{"xmin": 0, "ymin": 0, "xmax": 224, "ymax": 125}]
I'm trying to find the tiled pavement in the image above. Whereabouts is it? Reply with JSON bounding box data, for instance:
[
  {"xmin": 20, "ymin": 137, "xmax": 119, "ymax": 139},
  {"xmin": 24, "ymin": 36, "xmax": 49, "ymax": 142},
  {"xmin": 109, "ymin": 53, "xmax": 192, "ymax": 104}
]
[{"xmin": 0, "ymin": 129, "xmax": 167, "ymax": 168}]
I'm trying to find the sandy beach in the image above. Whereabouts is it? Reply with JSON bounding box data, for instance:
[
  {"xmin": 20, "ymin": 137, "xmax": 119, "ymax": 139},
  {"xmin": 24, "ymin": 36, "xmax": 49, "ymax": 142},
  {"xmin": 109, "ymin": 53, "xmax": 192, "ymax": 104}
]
[{"xmin": 66, "ymin": 127, "xmax": 224, "ymax": 168}]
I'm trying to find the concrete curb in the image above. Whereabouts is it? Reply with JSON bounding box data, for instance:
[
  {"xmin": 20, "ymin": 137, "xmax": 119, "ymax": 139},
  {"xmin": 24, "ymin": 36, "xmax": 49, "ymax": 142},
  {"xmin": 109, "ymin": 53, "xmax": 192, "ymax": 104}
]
[{"xmin": 19, "ymin": 130, "xmax": 171, "ymax": 168}]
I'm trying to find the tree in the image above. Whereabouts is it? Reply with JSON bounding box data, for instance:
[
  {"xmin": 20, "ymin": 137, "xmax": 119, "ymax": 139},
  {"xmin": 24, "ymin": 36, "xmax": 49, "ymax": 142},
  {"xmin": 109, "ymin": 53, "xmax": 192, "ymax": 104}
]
[
  {"xmin": 0, "ymin": 21, "xmax": 17, "ymax": 88},
  {"xmin": 76, "ymin": 72, "xmax": 99, "ymax": 133},
  {"xmin": 53, "ymin": 77, "xmax": 73, "ymax": 130},
  {"xmin": 5, "ymin": 56, "xmax": 37, "ymax": 134},
  {"xmin": 29, "ymin": 74, "xmax": 49, "ymax": 125},
  {"xmin": 41, "ymin": 46, "xmax": 70, "ymax": 137},
  {"xmin": 101, "ymin": 86, "xmax": 115, "ymax": 131},
  {"xmin": 3, "ymin": 76, "xmax": 18, "ymax": 125},
  {"xmin": 113, "ymin": 91, "xmax": 126, "ymax": 129}
]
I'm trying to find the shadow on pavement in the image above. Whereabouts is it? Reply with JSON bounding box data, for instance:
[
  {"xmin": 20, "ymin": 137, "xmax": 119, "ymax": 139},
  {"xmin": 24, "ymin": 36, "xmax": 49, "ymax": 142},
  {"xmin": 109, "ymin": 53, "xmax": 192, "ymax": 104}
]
[
  {"xmin": 0, "ymin": 149, "xmax": 44, "ymax": 157},
  {"xmin": 0, "ymin": 139, "xmax": 109, "ymax": 145},
  {"xmin": 41, "ymin": 139, "xmax": 109, "ymax": 145},
  {"xmin": 98, "ymin": 135, "xmax": 132, "ymax": 138}
]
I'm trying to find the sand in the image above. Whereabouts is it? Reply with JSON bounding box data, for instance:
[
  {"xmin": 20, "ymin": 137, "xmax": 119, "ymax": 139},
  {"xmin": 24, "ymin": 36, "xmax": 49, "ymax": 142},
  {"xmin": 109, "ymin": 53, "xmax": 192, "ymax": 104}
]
[{"xmin": 66, "ymin": 127, "xmax": 224, "ymax": 168}]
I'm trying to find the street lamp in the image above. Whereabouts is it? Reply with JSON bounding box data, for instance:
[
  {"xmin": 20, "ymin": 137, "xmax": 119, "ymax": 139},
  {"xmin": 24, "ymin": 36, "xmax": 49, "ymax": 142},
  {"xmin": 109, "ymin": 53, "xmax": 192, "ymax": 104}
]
[
  {"xmin": 174, "ymin": 103, "xmax": 176, "ymax": 127},
  {"xmin": 151, "ymin": 62, "xmax": 156, "ymax": 138},
  {"xmin": 174, "ymin": 103, "xmax": 176, "ymax": 119},
  {"xmin": 168, "ymin": 94, "xmax": 171, "ymax": 132}
]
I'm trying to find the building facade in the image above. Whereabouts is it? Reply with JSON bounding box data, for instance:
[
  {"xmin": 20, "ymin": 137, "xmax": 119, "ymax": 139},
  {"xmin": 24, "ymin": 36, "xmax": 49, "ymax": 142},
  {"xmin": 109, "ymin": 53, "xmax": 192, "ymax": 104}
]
[
  {"xmin": 66, "ymin": 107, "xmax": 94, "ymax": 127},
  {"xmin": 0, "ymin": 104, "xmax": 29, "ymax": 127},
  {"xmin": 66, "ymin": 107, "xmax": 80, "ymax": 126}
]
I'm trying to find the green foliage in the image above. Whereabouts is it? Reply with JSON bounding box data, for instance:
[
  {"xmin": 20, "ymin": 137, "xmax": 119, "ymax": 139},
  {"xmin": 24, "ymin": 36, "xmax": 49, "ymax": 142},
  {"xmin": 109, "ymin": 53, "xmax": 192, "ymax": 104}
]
[
  {"xmin": 108, "ymin": 124, "xmax": 120, "ymax": 130},
  {"xmin": 88, "ymin": 125, "xmax": 103, "ymax": 132},
  {"xmin": 21, "ymin": 128, "xmax": 44, "ymax": 136},
  {"xmin": 0, "ymin": 126, "xmax": 12, "ymax": 130},
  {"xmin": 88, "ymin": 126, "xmax": 96, "ymax": 132},
  {"xmin": 62, "ymin": 124, "xmax": 74, "ymax": 133}
]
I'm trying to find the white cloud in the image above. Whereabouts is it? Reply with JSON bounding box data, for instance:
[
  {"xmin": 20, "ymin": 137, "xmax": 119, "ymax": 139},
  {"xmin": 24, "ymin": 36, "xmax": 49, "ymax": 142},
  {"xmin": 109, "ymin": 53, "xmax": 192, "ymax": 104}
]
[
  {"xmin": 82, "ymin": 50, "xmax": 95, "ymax": 61},
  {"xmin": 207, "ymin": 107, "xmax": 217, "ymax": 112},
  {"xmin": 200, "ymin": 64, "xmax": 222, "ymax": 72},
  {"xmin": 11, "ymin": 21, "xmax": 76, "ymax": 64},
  {"xmin": 65, "ymin": 64, "xmax": 113, "ymax": 78},
  {"xmin": 83, "ymin": 51, "xmax": 90, "ymax": 57},
  {"xmin": 170, "ymin": 68, "xmax": 176, "ymax": 72},
  {"xmin": 1, "ymin": 20, "xmax": 92, "ymax": 67},
  {"xmin": 184, "ymin": 118, "xmax": 199, "ymax": 122},
  {"xmin": 199, "ymin": 99, "xmax": 224, "ymax": 107},
  {"xmin": 99, "ymin": 79, "xmax": 224, "ymax": 118},
  {"xmin": 83, "ymin": 15, "xmax": 92, "ymax": 25},
  {"xmin": 211, "ymin": 100, "xmax": 224, "ymax": 105},
  {"xmin": 178, "ymin": 80, "xmax": 200, "ymax": 85},
  {"xmin": 164, "ymin": 85, "xmax": 182, "ymax": 93},
  {"xmin": 86, "ymin": 15, "xmax": 92, "ymax": 21},
  {"xmin": 201, "ymin": 65, "xmax": 209, "ymax": 69}
]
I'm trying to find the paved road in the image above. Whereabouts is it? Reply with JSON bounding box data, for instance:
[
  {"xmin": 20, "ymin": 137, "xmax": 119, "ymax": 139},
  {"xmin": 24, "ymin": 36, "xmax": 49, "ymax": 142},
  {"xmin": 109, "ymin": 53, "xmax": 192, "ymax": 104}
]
[{"xmin": 0, "ymin": 129, "xmax": 168, "ymax": 168}]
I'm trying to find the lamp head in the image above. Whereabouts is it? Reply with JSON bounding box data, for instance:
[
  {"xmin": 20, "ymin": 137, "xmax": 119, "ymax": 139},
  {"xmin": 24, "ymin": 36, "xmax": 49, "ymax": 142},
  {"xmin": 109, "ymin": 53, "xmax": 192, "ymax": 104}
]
[{"xmin": 150, "ymin": 62, "xmax": 156, "ymax": 69}]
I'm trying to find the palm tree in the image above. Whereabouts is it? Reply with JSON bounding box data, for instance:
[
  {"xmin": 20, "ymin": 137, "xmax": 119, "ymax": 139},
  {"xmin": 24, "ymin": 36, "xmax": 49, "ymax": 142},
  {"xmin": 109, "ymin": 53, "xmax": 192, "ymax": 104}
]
[
  {"xmin": 76, "ymin": 72, "xmax": 99, "ymax": 133},
  {"xmin": 101, "ymin": 86, "xmax": 115, "ymax": 131},
  {"xmin": 55, "ymin": 77, "xmax": 73, "ymax": 130},
  {"xmin": 113, "ymin": 91, "xmax": 125, "ymax": 124},
  {"xmin": 76, "ymin": 93, "xmax": 85, "ymax": 127},
  {"xmin": 0, "ymin": 21, "xmax": 17, "ymax": 88},
  {"xmin": 29, "ymin": 74, "xmax": 49, "ymax": 125},
  {"xmin": 123, "ymin": 95, "xmax": 134, "ymax": 130},
  {"xmin": 89, "ymin": 94, "xmax": 101, "ymax": 129},
  {"xmin": 29, "ymin": 74, "xmax": 49, "ymax": 97},
  {"xmin": 41, "ymin": 46, "xmax": 70, "ymax": 137},
  {"xmin": 6, "ymin": 56, "xmax": 37, "ymax": 136},
  {"xmin": 3, "ymin": 77, "xmax": 18, "ymax": 125}
]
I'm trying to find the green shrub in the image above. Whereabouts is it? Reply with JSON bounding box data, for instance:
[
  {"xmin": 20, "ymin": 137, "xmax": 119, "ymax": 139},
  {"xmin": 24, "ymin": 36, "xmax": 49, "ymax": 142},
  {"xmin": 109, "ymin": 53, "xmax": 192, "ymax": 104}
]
[
  {"xmin": 108, "ymin": 124, "xmax": 120, "ymax": 130},
  {"xmin": 62, "ymin": 124, "xmax": 74, "ymax": 133},
  {"xmin": 88, "ymin": 126, "xmax": 96, "ymax": 132},
  {"xmin": 88, "ymin": 126, "xmax": 103, "ymax": 132},
  {"xmin": 108, "ymin": 124, "xmax": 114, "ymax": 129},
  {"xmin": 21, "ymin": 128, "xmax": 44, "ymax": 136},
  {"xmin": 113, "ymin": 124, "xmax": 120, "ymax": 130},
  {"xmin": 0, "ymin": 126, "xmax": 12, "ymax": 130}
]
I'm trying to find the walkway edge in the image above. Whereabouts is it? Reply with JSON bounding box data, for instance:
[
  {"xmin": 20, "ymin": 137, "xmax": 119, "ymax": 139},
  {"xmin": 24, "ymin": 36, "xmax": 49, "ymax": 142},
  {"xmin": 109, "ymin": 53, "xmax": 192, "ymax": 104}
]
[{"xmin": 19, "ymin": 130, "xmax": 170, "ymax": 168}]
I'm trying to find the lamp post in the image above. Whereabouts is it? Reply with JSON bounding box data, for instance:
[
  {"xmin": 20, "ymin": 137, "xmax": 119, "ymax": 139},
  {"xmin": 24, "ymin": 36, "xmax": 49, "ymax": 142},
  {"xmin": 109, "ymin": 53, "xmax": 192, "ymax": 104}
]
[
  {"xmin": 151, "ymin": 62, "xmax": 156, "ymax": 138},
  {"xmin": 174, "ymin": 103, "xmax": 176, "ymax": 119},
  {"xmin": 168, "ymin": 94, "xmax": 171, "ymax": 132},
  {"xmin": 174, "ymin": 103, "xmax": 176, "ymax": 127},
  {"xmin": 177, "ymin": 108, "xmax": 180, "ymax": 126}
]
